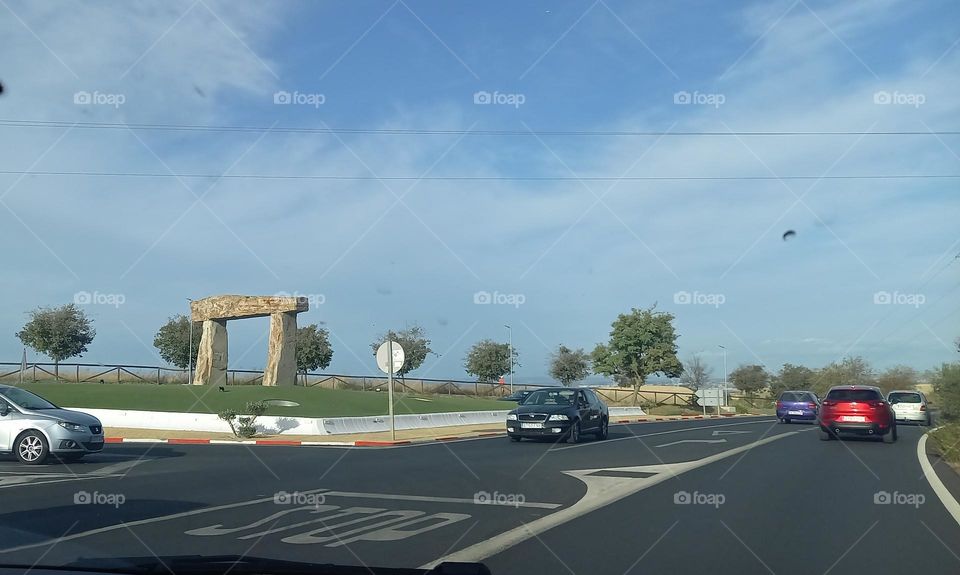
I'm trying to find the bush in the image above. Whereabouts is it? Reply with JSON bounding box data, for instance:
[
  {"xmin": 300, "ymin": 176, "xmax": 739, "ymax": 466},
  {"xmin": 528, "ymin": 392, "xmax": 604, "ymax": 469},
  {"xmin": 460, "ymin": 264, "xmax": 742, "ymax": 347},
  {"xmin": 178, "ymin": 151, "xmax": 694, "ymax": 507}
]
[
  {"xmin": 217, "ymin": 401, "xmax": 268, "ymax": 438},
  {"xmin": 932, "ymin": 363, "xmax": 960, "ymax": 422}
]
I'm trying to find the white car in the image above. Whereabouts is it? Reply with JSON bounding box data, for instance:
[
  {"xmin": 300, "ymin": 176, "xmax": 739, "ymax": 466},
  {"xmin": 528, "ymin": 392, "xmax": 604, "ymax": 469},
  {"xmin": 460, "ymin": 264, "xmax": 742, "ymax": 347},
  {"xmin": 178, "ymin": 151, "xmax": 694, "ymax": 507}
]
[{"xmin": 886, "ymin": 390, "xmax": 931, "ymax": 426}]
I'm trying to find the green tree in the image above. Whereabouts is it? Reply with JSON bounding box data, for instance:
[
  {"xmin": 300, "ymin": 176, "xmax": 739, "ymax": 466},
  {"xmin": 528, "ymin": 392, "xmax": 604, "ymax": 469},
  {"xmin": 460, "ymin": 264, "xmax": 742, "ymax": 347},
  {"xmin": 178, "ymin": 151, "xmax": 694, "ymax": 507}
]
[
  {"xmin": 813, "ymin": 356, "xmax": 874, "ymax": 396},
  {"xmin": 371, "ymin": 325, "xmax": 432, "ymax": 377},
  {"xmin": 770, "ymin": 363, "xmax": 815, "ymax": 397},
  {"xmin": 17, "ymin": 303, "xmax": 95, "ymax": 378},
  {"xmin": 296, "ymin": 324, "xmax": 333, "ymax": 383},
  {"xmin": 153, "ymin": 314, "xmax": 200, "ymax": 369},
  {"xmin": 730, "ymin": 364, "xmax": 769, "ymax": 395},
  {"xmin": 591, "ymin": 306, "xmax": 683, "ymax": 395},
  {"xmin": 876, "ymin": 365, "xmax": 918, "ymax": 395},
  {"xmin": 549, "ymin": 345, "xmax": 590, "ymax": 387},
  {"xmin": 679, "ymin": 354, "xmax": 713, "ymax": 391},
  {"xmin": 464, "ymin": 339, "xmax": 518, "ymax": 382},
  {"xmin": 932, "ymin": 363, "xmax": 960, "ymax": 421}
]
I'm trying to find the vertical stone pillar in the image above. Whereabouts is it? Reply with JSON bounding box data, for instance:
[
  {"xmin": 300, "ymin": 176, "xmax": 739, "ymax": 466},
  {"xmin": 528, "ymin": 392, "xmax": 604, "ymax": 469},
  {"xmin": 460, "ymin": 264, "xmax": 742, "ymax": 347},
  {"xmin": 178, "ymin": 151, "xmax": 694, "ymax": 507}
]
[
  {"xmin": 263, "ymin": 312, "xmax": 297, "ymax": 386},
  {"xmin": 194, "ymin": 319, "xmax": 228, "ymax": 386}
]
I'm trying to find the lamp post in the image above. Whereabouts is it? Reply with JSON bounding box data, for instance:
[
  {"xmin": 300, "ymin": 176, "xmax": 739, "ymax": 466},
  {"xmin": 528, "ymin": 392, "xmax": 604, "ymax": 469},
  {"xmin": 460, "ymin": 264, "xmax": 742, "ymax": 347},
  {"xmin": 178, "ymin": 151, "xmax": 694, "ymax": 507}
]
[
  {"xmin": 504, "ymin": 324, "xmax": 513, "ymax": 393},
  {"xmin": 187, "ymin": 298, "xmax": 194, "ymax": 385},
  {"xmin": 718, "ymin": 345, "xmax": 727, "ymax": 412}
]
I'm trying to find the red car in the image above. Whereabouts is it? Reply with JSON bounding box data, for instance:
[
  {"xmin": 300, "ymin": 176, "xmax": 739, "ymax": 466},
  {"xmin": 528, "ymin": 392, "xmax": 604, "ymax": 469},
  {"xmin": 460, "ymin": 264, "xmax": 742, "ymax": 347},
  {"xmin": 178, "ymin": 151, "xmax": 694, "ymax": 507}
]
[{"xmin": 819, "ymin": 385, "xmax": 897, "ymax": 443}]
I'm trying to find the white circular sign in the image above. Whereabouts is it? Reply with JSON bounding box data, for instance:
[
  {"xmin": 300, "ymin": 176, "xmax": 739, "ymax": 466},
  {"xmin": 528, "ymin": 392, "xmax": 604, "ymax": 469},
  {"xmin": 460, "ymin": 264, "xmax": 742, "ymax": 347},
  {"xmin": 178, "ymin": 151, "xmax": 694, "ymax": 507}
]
[{"xmin": 376, "ymin": 341, "xmax": 405, "ymax": 374}]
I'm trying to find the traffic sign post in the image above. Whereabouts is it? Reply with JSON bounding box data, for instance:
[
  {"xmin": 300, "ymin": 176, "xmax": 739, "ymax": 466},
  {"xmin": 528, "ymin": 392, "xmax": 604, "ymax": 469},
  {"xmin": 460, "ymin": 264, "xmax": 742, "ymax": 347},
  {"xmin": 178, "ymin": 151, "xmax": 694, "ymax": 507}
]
[
  {"xmin": 695, "ymin": 388, "xmax": 723, "ymax": 416},
  {"xmin": 376, "ymin": 341, "xmax": 405, "ymax": 441}
]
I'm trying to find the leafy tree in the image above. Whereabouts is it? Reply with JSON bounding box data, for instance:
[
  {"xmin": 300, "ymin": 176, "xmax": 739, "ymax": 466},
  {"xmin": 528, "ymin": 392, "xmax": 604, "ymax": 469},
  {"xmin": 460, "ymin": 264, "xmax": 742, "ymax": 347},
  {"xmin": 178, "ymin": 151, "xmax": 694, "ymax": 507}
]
[
  {"xmin": 812, "ymin": 356, "xmax": 874, "ymax": 396},
  {"xmin": 371, "ymin": 325, "xmax": 432, "ymax": 377},
  {"xmin": 876, "ymin": 365, "xmax": 918, "ymax": 395},
  {"xmin": 591, "ymin": 306, "xmax": 683, "ymax": 394},
  {"xmin": 932, "ymin": 363, "xmax": 960, "ymax": 421},
  {"xmin": 296, "ymin": 324, "xmax": 333, "ymax": 382},
  {"xmin": 464, "ymin": 339, "xmax": 518, "ymax": 382},
  {"xmin": 153, "ymin": 314, "xmax": 200, "ymax": 369},
  {"xmin": 549, "ymin": 345, "xmax": 590, "ymax": 387},
  {"xmin": 218, "ymin": 401, "xmax": 268, "ymax": 438},
  {"xmin": 770, "ymin": 363, "xmax": 815, "ymax": 397},
  {"xmin": 679, "ymin": 354, "xmax": 713, "ymax": 391},
  {"xmin": 729, "ymin": 364, "xmax": 769, "ymax": 395},
  {"xmin": 17, "ymin": 304, "xmax": 95, "ymax": 378}
]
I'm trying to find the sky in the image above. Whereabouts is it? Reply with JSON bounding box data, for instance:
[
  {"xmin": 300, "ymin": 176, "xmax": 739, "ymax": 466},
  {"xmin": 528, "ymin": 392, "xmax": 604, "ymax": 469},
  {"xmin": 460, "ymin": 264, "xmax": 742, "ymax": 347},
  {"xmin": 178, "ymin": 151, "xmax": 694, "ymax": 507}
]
[{"xmin": 0, "ymin": 0, "xmax": 958, "ymax": 384}]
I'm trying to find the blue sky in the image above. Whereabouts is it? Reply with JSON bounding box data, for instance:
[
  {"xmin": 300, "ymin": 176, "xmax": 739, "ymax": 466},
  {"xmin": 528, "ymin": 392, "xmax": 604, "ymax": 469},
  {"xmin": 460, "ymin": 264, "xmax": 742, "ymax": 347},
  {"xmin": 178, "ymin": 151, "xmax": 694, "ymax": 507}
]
[{"xmin": 0, "ymin": 0, "xmax": 958, "ymax": 383}]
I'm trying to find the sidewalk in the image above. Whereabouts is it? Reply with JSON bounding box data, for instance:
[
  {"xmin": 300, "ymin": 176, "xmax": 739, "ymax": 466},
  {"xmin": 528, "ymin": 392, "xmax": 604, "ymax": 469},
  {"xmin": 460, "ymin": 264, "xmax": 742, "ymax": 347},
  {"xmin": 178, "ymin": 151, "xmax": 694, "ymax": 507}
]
[{"xmin": 103, "ymin": 413, "xmax": 752, "ymax": 447}]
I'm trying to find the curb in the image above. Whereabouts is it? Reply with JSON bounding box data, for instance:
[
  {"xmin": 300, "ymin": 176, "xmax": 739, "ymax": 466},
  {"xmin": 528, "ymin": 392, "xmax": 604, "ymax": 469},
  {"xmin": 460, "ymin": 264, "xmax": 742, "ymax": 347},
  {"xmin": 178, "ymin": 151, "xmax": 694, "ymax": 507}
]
[{"xmin": 102, "ymin": 414, "xmax": 766, "ymax": 447}]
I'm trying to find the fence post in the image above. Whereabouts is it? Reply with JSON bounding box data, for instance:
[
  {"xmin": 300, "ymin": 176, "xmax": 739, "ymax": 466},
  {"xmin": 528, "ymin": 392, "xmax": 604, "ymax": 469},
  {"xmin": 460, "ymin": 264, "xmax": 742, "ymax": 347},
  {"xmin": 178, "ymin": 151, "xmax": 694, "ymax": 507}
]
[
  {"xmin": 157, "ymin": 368, "xmax": 161, "ymax": 384},
  {"xmin": 76, "ymin": 364, "xmax": 80, "ymax": 383},
  {"xmin": 33, "ymin": 364, "xmax": 36, "ymax": 382},
  {"xmin": 116, "ymin": 367, "xmax": 121, "ymax": 384}
]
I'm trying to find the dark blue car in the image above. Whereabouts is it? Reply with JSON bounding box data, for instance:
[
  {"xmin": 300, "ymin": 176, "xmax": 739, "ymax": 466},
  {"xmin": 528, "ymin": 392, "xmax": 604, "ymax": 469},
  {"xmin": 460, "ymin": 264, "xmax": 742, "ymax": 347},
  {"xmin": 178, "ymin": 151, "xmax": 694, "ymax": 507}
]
[{"xmin": 776, "ymin": 390, "xmax": 819, "ymax": 423}]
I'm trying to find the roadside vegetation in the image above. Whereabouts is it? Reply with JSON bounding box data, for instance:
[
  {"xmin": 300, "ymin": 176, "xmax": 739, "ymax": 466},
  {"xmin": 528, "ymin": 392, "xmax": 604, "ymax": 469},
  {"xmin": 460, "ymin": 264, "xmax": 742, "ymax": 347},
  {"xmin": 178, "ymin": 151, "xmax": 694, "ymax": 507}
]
[{"xmin": 926, "ymin": 361, "xmax": 960, "ymax": 467}]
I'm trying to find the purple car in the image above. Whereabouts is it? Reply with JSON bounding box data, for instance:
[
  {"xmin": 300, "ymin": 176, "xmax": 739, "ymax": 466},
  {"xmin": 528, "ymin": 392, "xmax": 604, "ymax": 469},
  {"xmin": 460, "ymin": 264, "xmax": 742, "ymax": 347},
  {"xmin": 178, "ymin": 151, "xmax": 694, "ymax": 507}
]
[{"xmin": 776, "ymin": 391, "xmax": 819, "ymax": 423}]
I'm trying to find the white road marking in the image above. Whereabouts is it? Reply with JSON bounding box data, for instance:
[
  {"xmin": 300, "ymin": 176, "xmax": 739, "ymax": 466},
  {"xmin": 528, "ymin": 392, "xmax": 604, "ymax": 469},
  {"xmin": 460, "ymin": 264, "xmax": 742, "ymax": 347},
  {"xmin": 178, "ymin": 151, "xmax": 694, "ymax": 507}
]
[
  {"xmin": 918, "ymin": 432, "xmax": 960, "ymax": 528},
  {"xmin": 321, "ymin": 490, "xmax": 561, "ymax": 509},
  {"xmin": 712, "ymin": 430, "xmax": 752, "ymax": 436},
  {"xmin": 420, "ymin": 430, "xmax": 802, "ymax": 568},
  {"xmin": 551, "ymin": 418, "xmax": 777, "ymax": 451},
  {"xmin": 0, "ymin": 488, "xmax": 329, "ymax": 555},
  {"xmin": 655, "ymin": 439, "xmax": 727, "ymax": 448}
]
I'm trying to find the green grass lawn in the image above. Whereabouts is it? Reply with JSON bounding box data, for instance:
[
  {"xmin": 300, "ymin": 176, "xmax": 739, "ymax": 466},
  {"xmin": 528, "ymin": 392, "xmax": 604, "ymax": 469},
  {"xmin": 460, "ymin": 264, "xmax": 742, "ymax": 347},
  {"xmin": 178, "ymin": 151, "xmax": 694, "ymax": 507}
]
[{"xmin": 15, "ymin": 383, "xmax": 510, "ymax": 418}]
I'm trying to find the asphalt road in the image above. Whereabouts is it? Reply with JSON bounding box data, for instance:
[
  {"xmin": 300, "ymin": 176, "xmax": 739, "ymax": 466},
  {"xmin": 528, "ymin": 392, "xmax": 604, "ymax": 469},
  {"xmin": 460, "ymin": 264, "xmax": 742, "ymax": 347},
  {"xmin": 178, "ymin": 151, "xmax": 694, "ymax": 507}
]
[{"xmin": 1, "ymin": 416, "xmax": 958, "ymax": 574}]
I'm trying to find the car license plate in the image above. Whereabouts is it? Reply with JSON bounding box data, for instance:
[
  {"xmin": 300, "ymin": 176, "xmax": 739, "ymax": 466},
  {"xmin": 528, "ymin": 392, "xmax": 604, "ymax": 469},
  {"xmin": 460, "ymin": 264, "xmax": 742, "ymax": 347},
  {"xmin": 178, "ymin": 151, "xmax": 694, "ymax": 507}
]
[
  {"xmin": 840, "ymin": 416, "xmax": 866, "ymax": 422},
  {"xmin": 520, "ymin": 422, "xmax": 543, "ymax": 429},
  {"xmin": 788, "ymin": 410, "xmax": 803, "ymax": 415}
]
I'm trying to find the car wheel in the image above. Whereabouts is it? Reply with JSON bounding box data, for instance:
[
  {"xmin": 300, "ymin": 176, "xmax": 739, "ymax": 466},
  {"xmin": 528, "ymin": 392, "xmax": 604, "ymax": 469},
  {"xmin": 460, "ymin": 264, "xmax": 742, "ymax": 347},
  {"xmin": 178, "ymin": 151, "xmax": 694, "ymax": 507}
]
[
  {"xmin": 567, "ymin": 421, "xmax": 581, "ymax": 444},
  {"xmin": 925, "ymin": 415, "xmax": 932, "ymax": 427},
  {"xmin": 784, "ymin": 419, "xmax": 792, "ymax": 424},
  {"xmin": 819, "ymin": 427, "xmax": 834, "ymax": 441},
  {"xmin": 596, "ymin": 418, "xmax": 609, "ymax": 440},
  {"xmin": 15, "ymin": 431, "xmax": 49, "ymax": 465},
  {"xmin": 509, "ymin": 435, "xmax": 522, "ymax": 442},
  {"xmin": 883, "ymin": 425, "xmax": 897, "ymax": 444}
]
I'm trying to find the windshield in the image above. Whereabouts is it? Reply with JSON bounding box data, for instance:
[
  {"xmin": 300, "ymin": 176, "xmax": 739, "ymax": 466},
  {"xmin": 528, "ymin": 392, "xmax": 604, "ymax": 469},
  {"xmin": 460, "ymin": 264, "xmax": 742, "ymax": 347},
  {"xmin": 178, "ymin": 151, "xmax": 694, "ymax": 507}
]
[
  {"xmin": 888, "ymin": 392, "xmax": 922, "ymax": 404},
  {"xmin": 0, "ymin": 387, "xmax": 57, "ymax": 409},
  {"xmin": 3, "ymin": 1, "xmax": 960, "ymax": 573},
  {"xmin": 523, "ymin": 390, "xmax": 577, "ymax": 406}
]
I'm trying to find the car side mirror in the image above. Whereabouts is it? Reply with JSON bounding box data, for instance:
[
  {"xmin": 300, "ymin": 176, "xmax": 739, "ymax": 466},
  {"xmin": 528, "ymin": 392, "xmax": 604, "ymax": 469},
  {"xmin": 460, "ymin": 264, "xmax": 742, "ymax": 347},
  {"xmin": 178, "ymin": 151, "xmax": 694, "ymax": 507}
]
[{"xmin": 0, "ymin": 403, "xmax": 8, "ymax": 416}]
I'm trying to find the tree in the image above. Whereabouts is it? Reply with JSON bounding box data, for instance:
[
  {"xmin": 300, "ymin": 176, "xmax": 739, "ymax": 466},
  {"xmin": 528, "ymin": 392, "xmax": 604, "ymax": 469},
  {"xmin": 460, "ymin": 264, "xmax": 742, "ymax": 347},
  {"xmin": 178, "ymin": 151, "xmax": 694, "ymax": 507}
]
[
  {"xmin": 679, "ymin": 354, "xmax": 713, "ymax": 391},
  {"xmin": 464, "ymin": 339, "xmax": 518, "ymax": 382},
  {"xmin": 591, "ymin": 306, "xmax": 683, "ymax": 395},
  {"xmin": 296, "ymin": 324, "xmax": 333, "ymax": 383},
  {"xmin": 549, "ymin": 345, "xmax": 590, "ymax": 387},
  {"xmin": 153, "ymin": 314, "xmax": 200, "ymax": 369},
  {"xmin": 876, "ymin": 365, "xmax": 918, "ymax": 395},
  {"xmin": 812, "ymin": 356, "xmax": 874, "ymax": 396},
  {"xmin": 729, "ymin": 364, "xmax": 769, "ymax": 395},
  {"xmin": 17, "ymin": 304, "xmax": 95, "ymax": 378},
  {"xmin": 371, "ymin": 325, "xmax": 432, "ymax": 377},
  {"xmin": 932, "ymin": 363, "xmax": 960, "ymax": 421},
  {"xmin": 770, "ymin": 363, "xmax": 815, "ymax": 397}
]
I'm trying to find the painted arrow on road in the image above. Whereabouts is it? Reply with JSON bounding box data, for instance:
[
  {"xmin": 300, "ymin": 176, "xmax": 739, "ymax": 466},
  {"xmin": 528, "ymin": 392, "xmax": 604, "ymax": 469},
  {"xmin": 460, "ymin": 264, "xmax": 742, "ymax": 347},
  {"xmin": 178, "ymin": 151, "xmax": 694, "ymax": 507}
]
[
  {"xmin": 655, "ymin": 439, "xmax": 727, "ymax": 448},
  {"xmin": 712, "ymin": 430, "xmax": 752, "ymax": 436}
]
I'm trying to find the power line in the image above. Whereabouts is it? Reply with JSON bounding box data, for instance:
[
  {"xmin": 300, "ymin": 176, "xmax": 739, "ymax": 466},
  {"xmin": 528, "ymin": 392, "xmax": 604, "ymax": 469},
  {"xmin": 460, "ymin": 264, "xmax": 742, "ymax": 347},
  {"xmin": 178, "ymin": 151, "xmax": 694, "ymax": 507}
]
[
  {"xmin": 0, "ymin": 170, "xmax": 957, "ymax": 182},
  {"xmin": 1, "ymin": 119, "xmax": 959, "ymax": 137}
]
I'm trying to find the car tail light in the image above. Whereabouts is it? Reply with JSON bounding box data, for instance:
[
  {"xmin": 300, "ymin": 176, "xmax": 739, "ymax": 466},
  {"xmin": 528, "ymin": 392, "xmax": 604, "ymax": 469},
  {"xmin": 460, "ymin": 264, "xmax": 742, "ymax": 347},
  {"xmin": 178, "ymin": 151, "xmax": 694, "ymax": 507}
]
[
  {"xmin": 807, "ymin": 402, "xmax": 817, "ymax": 409},
  {"xmin": 822, "ymin": 400, "xmax": 836, "ymax": 407},
  {"xmin": 920, "ymin": 404, "xmax": 927, "ymax": 411},
  {"xmin": 776, "ymin": 401, "xmax": 783, "ymax": 409},
  {"xmin": 867, "ymin": 400, "xmax": 885, "ymax": 409}
]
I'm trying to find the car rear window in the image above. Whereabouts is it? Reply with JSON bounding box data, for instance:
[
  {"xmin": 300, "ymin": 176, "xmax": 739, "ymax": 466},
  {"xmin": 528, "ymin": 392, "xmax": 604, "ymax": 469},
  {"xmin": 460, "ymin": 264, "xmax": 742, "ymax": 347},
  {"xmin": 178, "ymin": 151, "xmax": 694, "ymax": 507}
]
[
  {"xmin": 888, "ymin": 392, "xmax": 921, "ymax": 404},
  {"xmin": 826, "ymin": 389, "xmax": 882, "ymax": 401},
  {"xmin": 779, "ymin": 392, "xmax": 807, "ymax": 402}
]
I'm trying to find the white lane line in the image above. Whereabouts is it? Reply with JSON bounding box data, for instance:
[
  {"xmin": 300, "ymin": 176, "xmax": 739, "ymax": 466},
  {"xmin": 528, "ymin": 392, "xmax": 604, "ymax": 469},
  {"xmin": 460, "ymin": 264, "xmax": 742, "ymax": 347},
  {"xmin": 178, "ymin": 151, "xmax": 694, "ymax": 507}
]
[
  {"xmin": 0, "ymin": 489, "xmax": 329, "ymax": 555},
  {"xmin": 321, "ymin": 490, "xmax": 561, "ymax": 510},
  {"xmin": 551, "ymin": 418, "xmax": 777, "ymax": 451},
  {"xmin": 655, "ymin": 439, "xmax": 726, "ymax": 448},
  {"xmin": 918, "ymin": 432, "xmax": 960, "ymax": 528},
  {"xmin": 420, "ymin": 430, "xmax": 802, "ymax": 568}
]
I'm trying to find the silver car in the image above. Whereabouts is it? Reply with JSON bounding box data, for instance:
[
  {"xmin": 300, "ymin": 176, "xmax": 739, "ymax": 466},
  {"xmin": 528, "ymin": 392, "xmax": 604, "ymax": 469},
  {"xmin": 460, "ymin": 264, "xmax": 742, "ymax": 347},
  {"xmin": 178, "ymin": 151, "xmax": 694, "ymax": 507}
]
[
  {"xmin": 887, "ymin": 390, "xmax": 931, "ymax": 426},
  {"xmin": 0, "ymin": 384, "xmax": 104, "ymax": 464}
]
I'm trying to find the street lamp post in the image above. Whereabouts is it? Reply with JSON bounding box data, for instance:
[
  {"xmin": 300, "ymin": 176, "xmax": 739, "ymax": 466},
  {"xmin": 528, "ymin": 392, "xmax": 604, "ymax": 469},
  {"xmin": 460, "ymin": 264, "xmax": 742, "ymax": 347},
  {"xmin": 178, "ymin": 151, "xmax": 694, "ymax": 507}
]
[
  {"xmin": 504, "ymin": 324, "xmax": 513, "ymax": 393},
  {"xmin": 187, "ymin": 298, "xmax": 194, "ymax": 385},
  {"xmin": 718, "ymin": 345, "xmax": 727, "ymax": 412}
]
